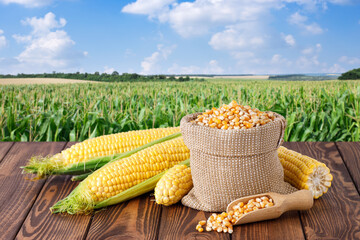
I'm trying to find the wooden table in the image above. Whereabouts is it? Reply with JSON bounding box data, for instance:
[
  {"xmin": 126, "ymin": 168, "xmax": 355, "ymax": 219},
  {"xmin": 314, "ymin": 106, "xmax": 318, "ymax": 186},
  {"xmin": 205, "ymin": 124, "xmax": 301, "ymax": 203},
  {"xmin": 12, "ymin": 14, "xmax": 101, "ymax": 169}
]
[{"xmin": 0, "ymin": 142, "xmax": 359, "ymax": 240}]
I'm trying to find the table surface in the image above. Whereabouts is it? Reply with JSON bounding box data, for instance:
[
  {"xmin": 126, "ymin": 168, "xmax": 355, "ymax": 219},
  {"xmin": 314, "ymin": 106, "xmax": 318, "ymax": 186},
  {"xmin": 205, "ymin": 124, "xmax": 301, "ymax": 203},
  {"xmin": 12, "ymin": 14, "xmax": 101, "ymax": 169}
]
[{"xmin": 0, "ymin": 142, "xmax": 359, "ymax": 240}]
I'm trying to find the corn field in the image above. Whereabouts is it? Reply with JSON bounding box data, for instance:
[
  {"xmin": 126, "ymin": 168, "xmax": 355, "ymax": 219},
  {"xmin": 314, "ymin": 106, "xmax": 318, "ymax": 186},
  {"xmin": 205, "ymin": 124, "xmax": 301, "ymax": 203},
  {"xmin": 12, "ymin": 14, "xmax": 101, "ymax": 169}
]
[{"xmin": 1, "ymin": 80, "xmax": 359, "ymax": 142}]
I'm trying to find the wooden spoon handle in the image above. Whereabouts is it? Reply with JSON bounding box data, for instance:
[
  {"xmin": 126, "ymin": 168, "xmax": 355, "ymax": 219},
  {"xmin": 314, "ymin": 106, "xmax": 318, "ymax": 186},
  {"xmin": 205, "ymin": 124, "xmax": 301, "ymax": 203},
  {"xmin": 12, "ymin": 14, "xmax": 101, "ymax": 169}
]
[{"xmin": 282, "ymin": 190, "xmax": 313, "ymax": 212}]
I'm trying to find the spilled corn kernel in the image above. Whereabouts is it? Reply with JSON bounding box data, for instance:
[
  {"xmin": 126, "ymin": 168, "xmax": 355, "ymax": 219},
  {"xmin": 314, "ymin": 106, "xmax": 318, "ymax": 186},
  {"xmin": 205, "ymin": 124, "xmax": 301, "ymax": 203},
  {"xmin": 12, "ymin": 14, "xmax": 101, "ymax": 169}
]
[
  {"xmin": 193, "ymin": 100, "xmax": 275, "ymax": 130},
  {"xmin": 196, "ymin": 196, "xmax": 274, "ymax": 234}
]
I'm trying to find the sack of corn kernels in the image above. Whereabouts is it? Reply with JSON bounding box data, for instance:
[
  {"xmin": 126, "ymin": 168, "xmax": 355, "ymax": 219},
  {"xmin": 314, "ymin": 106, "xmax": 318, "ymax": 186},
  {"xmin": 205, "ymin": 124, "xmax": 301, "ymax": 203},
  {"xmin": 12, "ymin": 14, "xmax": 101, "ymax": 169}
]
[{"xmin": 180, "ymin": 111, "xmax": 296, "ymax": 212}]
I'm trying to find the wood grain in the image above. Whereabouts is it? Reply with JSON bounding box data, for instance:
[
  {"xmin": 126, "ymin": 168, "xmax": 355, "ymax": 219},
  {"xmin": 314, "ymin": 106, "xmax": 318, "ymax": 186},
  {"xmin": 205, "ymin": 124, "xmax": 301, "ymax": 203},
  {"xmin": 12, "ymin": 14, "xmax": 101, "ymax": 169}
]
[
  {"xmin": 0, "ymin": 142, "xmax": 14, "ymax": 163},
  {"xmin": 0, "ymin": 142, "xmax": 66, "ymax": 240},
  {"xmin": 15, "ymin": 142, "xmax": 92, "ymax": 240},
  {"xmin": 232, "ymin": 211, "xmax": 304, "ymax": 240},
  {"xmin": 86, "ymin": 194, "xmax": 162, "ymax": 240},
  {"xmin": 158, "ymin": 203, "xmax": 230, "ymax": 240},
  {"xmin": 290, "ymin": 142, "xmax": 360, "ymax": 240},
  {"xmin": 335, "ymin": 142, "xmax": 360, "ymax": 193}
]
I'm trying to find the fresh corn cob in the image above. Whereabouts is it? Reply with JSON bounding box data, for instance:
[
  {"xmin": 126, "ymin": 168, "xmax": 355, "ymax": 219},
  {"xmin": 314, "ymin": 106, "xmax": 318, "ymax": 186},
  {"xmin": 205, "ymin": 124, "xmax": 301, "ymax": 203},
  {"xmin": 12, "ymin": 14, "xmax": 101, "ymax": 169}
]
[
  {"xmin": 278, "ymin": 146, "xmax": 333, "ymax": 199},
  {"xmin": 94, "ymin": 159, "xmax": 190, "ymax": 210},
  {"xmin": 51, "ymin": 137, "xmax": 190, "ymax": 214},
  {"xmin": 155, "ymin": 164, "xmax": 193, "ymax": 206},
  {"xmin": 22, "ymin": 127, "xmax": 180, "ymax": 178}
]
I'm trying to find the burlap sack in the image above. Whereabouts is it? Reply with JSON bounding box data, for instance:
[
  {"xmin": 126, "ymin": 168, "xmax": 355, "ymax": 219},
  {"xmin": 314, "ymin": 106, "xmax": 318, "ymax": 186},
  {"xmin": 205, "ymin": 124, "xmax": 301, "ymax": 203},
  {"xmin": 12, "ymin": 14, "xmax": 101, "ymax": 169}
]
[{"xmin": 180, "ymin": 112, "xmax": 296, "ymax": 212}]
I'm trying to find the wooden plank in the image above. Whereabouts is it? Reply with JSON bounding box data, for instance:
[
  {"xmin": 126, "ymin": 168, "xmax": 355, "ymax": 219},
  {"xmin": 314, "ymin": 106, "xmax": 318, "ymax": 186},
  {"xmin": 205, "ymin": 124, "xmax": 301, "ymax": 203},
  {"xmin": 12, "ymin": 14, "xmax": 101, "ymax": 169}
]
[
  {"xmin": 15, "ymin": 142, "xmax": 93, "ymax": 240},
  {"xmin": 158, "ymin": 203, "xmax": 230, "ymax": 240},
  {"xmin": 232, "ymin": 211, "xmax": 304, "ymax": 240},
  {"xmin": 335, "ymin": 142, "xmax": 360, "ymax": 193},
  {"xmin": 0, "ymin": 142, "xmax": 14, "ymax": 163},
  {"xmin": 290, "ymin": 142, "xmax": 360, "ymax": 240},
  {"xmin": 86, "ymin": 195, "xmax": 162, "ymax": 240},
  {"xmin": 0, "ymin": 142, "xmax": 66, "ymax": 240}
]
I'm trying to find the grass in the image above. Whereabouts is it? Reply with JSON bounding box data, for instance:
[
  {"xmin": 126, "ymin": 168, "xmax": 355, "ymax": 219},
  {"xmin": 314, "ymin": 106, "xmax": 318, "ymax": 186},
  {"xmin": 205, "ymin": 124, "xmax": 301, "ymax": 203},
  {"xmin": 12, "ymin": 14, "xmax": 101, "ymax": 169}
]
[{"xmin": 0, "ymin": 79, "xmax": 359, "ymax": 142}]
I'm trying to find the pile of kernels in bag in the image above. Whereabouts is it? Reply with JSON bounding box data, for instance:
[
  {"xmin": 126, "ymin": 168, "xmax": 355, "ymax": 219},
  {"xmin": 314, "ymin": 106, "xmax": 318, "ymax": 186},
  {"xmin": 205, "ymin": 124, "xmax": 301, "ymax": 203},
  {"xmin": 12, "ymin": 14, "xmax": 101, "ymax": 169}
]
[{"xmin": 193, "ymin": 101, "xmax": 275, "ymax": 130}]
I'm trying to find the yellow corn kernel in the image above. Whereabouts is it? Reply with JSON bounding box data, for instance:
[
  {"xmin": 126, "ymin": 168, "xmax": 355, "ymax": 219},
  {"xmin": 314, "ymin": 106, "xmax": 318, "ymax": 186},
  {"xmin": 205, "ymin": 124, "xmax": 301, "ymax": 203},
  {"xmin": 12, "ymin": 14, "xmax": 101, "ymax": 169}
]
[
  {"xmin": 61, "ymin": 127, "xmax": 180, "ymax": 166},
  {"xmin": 84, "ymin": 137, "xmax": 189, "ymax": 203},
  {"xmin": 155, "ymin": 164, "xmax": 193, "ymax": 206},
  {"xmin": 278, "ymin": 146, "xmax": 333, "ymax": 199}
]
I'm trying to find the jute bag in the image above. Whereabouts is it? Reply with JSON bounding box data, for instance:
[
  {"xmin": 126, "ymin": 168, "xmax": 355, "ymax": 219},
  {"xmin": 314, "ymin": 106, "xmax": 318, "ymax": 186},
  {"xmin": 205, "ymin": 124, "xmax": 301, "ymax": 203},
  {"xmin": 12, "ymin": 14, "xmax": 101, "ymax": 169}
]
[{"xmin": 180, "ymin": 112, "xmax": 296, "ymax": 212}]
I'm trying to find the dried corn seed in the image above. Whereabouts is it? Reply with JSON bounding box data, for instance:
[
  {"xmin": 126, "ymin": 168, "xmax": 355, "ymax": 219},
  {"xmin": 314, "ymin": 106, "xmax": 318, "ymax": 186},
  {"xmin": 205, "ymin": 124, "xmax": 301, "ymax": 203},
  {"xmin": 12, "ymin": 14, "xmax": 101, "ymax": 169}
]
[
  {"xmin": 196, "ymin": 196, "xmax": 274, "ymax": 234},
  {"xmin": 192, "ymin": 101, "xmax": 274, "ymax": 130}
]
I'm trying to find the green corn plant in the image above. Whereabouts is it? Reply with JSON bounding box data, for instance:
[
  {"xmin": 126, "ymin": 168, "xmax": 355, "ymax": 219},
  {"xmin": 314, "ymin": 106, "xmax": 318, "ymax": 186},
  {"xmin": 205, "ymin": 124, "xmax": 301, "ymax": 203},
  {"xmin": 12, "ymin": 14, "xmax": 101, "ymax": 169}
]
[{"xmin": 1, "ymin": 80, "xmax": 359, "ymax": 142}]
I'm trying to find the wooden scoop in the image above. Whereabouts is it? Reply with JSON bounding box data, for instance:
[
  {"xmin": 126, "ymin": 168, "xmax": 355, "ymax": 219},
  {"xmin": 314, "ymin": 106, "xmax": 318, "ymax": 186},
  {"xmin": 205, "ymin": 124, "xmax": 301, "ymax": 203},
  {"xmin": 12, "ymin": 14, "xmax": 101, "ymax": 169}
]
[{"xmin": 226, "ymin": 190, "xmax": 313, "ymax": 225}]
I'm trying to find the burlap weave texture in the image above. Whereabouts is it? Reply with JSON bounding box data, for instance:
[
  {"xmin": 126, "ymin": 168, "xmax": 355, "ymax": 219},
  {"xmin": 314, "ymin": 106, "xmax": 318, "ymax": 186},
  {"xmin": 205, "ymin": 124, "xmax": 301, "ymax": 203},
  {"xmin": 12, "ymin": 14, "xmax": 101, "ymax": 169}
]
[{"xmin": 180, "ymin": 112, "xmax": 296, "ymax": 212}]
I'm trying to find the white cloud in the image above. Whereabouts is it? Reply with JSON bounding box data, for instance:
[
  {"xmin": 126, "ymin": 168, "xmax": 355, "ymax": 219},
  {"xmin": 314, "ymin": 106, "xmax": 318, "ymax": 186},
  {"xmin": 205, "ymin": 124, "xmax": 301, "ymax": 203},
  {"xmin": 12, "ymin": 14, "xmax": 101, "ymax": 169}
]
[
  {"xmin": 21, "ymin": 12, "xmax": 66, "ymax": 35},
  {"xmin": 296, "ymin": 43, "xmax": 322, "ymax": 69},
  {"xmin": 0, "ymin": 29, "xmax": 6, "ymax": 49},
  {"xmin": 324, "ymin": 63, "xmax": 345, "ymax": 73},
  {"xmin": 296, "ymin": 55, "xmax": 320, "ymax": 68},
  {"xmin": 17, "ymin": 30, "xmax": 75, "ymax": 68},
  {"xmin": 13, "ymin": 34, "xmax": 32, "ymax": 43},
  {"xmin": 124, "ymin": 0, "xmax": 283, "ymax": 38},
  {"xmin": 339, "ymin": 56, "xmax": 360, "ymax": 65},
  {"xmin": 271, "ymin": 54, "xmax": 282, "ymax": 63},
  {"xmin": 140, "ymin": 44, "xmax": 176, "ymax": 74},
  {"xmin": 304, "ymin": 23, "xmax": 324, "ymax": 34},
  {"xmin": 0, "ymin": 12, "xmax": 86, "ymax": 74},
  {"xmin": 302, "ymin": 47, "xmax": 313, "ymax": 55},
  {"xmin": 288, "ymin": 12, "xmax": 324, "ymax": 34},
  {"xmin": 282, "ymin": 34, "xmax": 295, "ymax": 46},
  {"xmin": 0, "ymin": 0, "xmax": 52, "ymax": 7},
  {"xmin": 205, "ymin": 60, "xmax": 224, "ymax": 74},
  {"xmin": 122, "ymin": 0, "xmax": 175, "ymax": 16},
  {"xmin": 141, "ymin": 52, "xmax": 160, "ymax": 74},
  {"xmin": 209, "ymin": 23, "xmax": 266, "ymax": 51},
  {"xmin": 103, "ymin": 66, "xmax": 115, "ymax": 74},
  {"xmin": 232, "ymin": 51, "xmax": 256, "ymax": 60},
  {"xmin": 288, "ymin": 12, "xmax": 307, "ymax": 25},
  {"xmin": 302, "ymin": 43, "xmax": 321, "ymax": 55}
]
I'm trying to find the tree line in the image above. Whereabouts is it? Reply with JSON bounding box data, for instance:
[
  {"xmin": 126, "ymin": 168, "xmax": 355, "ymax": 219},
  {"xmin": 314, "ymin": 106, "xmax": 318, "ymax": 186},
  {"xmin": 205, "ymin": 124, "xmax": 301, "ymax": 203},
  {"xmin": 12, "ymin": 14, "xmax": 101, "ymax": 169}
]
[
  {"xmin": 0, "ymin": 72, "xmax": 198, "ymax": 82},
  {"xmin": 338, "ymin": 68, "xmax": 360, "ymax": 80}
]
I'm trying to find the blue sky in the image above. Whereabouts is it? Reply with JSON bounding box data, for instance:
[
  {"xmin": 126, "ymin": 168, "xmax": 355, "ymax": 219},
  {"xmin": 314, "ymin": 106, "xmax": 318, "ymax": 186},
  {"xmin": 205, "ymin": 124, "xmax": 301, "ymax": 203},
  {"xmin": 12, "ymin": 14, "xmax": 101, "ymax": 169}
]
[{"xmin": 0, "ymin": 0, "xmax": 359, "ymax": 75}]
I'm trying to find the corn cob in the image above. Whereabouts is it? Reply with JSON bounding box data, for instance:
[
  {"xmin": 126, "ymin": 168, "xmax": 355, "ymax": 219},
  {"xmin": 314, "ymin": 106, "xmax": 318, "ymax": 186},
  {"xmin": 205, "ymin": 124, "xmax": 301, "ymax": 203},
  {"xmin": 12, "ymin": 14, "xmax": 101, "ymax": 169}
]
[
  {"xmin": 51, "ymin": 137, "xmax": 190, "ymax": 214},
  {"xmin": 155, "ymin": 164, "xmax": 193, "ymax": 206},
  {"xmin": 94, "ymin": 159, "xmax": 190, "ymax": 210},
  {"xmin": 278, "ymin": 146, "xmax": 333, "ymax": 199},
  {"xmin": 22, "ymin": 127, "xmax": 180, "ymax": 178}
]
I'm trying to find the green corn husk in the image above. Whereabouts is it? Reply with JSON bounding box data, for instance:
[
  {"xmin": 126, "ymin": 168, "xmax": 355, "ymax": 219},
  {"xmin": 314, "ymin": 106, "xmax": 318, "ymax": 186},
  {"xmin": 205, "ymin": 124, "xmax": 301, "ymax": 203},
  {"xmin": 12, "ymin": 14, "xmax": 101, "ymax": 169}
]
[
  {"xmin": 50, "ymin": 159, "xmax": 190, "ymax": 214},
  {"xmin": 71, "ymin": 172, "xmax": 94, "ymax": 181},
  {"xmin": 22, "ymin": 132, "xmax": 182, "ymax": 179}
]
